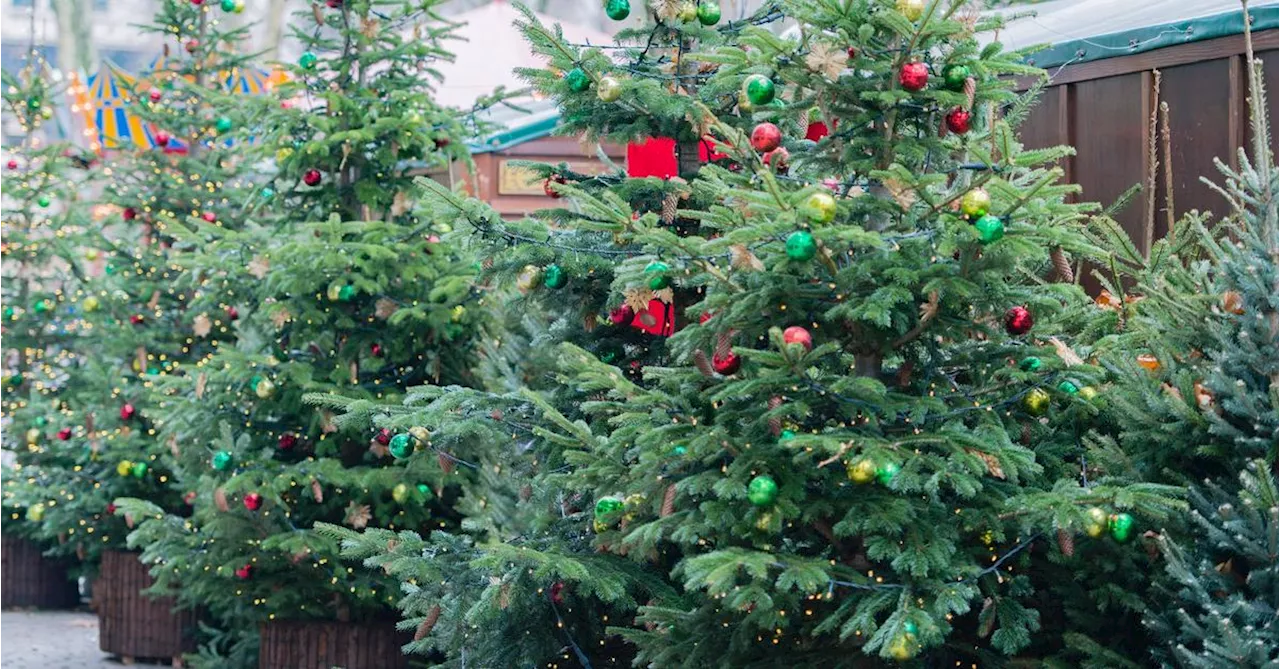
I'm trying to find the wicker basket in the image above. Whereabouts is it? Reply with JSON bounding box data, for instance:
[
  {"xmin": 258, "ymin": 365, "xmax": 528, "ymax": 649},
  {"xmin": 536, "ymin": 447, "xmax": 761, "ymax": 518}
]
[
  {"xmin": 258, "ymin": 619, "xmax": 411, "ymax": 669},
  {"xmin": 97, "ymin": 550, "xmax": 197, "ymax": 664},
  {"xmin": 0, "ymin": 535, "xmax": 80, "ymax": 609}
]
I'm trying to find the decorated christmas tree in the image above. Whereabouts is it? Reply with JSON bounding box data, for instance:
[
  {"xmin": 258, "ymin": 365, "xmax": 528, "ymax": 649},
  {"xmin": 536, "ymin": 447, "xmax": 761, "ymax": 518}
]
[
  {"xmin": 325, "ymin": 1, "xmax": 1185, "ymax": 666},
  {"xmin": 113, "ymin": 0, "xmax": 493, "ymax": 664}
]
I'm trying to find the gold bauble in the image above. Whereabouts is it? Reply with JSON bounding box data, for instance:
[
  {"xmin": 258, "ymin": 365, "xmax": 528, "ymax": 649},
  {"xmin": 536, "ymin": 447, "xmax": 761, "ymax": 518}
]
[
  {"xmin": 82, "ymin": 296, "xmax": 100, "ymax": 312},
  {"xmin": 26, "ymin": 503, "xmax": 45, "ymax": 522},
  {"xmin": 1078, "ymin": 386, "xmax": 1098, "ymax": 401},
  {"xmin": 1022, "ymin": 388, "xmax": 1050, "ymax": 416},
  {"xmin": 846, "ymin": 458, "xmax": 876, "ymax": 484},
  {"xmin": 895, "ymin": 0, "xmax": 925, "ymax": 21},
  {"xmin": 84, "ymin": 249, "xmax": 99, "ymax": 261},
  {"xmin": 1084, "ymin": 506, "xmax": 1108, "ymax": 538},
  {"xmin": 116, "ymin": 460, "xmax": 134, "ymax": 477},
  {"xmin": 254, "ymin": 378, "xmax": 276, "ymax": 399},
  {"xmin": 25, "ymin": 428, "xmax": 41, "ymax": 444},
  {"xmin": 596, "ymin": 76, "xmax": 623, "ymax": 103},
  {"xmin": 515, "ymin": 265, "xmax": 541, "ymax": 294},
  {"xmin": 408, "ymin": 426, "xmax": 430, "ymax": 450},
  {"xmin": 392, "ymin": 483, "xmax": 410, "ymax": 504},
  {"xmin": 677, "ymin": 0, "xmax": 697, "ymax": 21},
  {"xmin": 959, "ymin": 188, "xmax": 991, "ymax": 217}
]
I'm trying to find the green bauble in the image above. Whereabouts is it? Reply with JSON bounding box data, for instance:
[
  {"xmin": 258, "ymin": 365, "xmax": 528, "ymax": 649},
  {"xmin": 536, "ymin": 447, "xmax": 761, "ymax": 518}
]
[
  {"xmin": 785, "ymin": 230, "xmax": 817, "ymax": 261},
  {"xmin": 543, "ymin": 264, "xmax": 568, "ymax": 289},
  {"xmin": 1023, "ymin": 388, "xmax": 1051, "ymax": 415},
  {"xmin": 416, "ymin": 483, "xmax": 432, "ymax": 498},
  {"xmin": 1057, "ymin": 380, "xmax": 1080, "ymax": 395},
  {"xmin": 26, "ymin": 96, "xmax": 42, "ymax": 111},
  {"xmin": 260, "ymin": 187, "xmax": 275, "ymax": 199},
  {"xmin": 604, "ymin": 0, "xmax": 630, "ymax": 20},
  {"xmin": 298, "ymin": 51, "xmax": 318, "ymax": 70},
  {"xmin": 876, "ymin": 462, "xmax": 900, "ymax": 485},
  {"xmin": 7, "ymin": 373, "xmax": 24, "ymax": 387},
  {"xmin": 220, "ymin": 0, "xmax": 236, "ymax": 10},
  {"xmin": 1108, "ymin": 512, "xmax": 1135, "ymax": 542},
  {"xmin": 779, "ymin": 430, "xmax": 796, "ymax": 443},
  {"xmin": 32, "ymin": 299, "xmax": 50, "ymax": 314},
  {"xmin": 941, "ymin": 64, "xmax": 971, "ymax": 91},
  {"xmin": 130, "ymin": 461, "xmax": 148, "ymax": 478},
  {"xmin": 742, "ymin": 74, "xmax": 776, "ymax": 106},
  {"xmin": 338, "ymin": 284, "xmax": 356, "ymax": 301},
  {"xmin": 1018, "ymin": 356, "xmax": 1042, "ymax": 372},
  {"xmin": 211, "ymin": 451, "xmax": 234, "ymax": 471},
  {"xmin": 214, "ymin": 117, "xmax": 233, "ymax": 133},
  {"xmin": 565, "ymin": 68, "xmax": 591, "ymax": 93},
  {"xmin": 594, "ymin": 496, "xmax": 624, "ymax": 519},
  {"xmin": 671, "ymin": 444, "xmax": 688, "ymax": 457},
  {"xmin": 696, "ymin": 0, "xmax": 720, "ymax": 24},
  {"xmin": 645, "ymin": 261, "xmax": 671, "ymax": 290},
  {"xmin": 747, "ymin": 475, "xmax": 778, "ymax": 506},
  {"xmin": 974, "ymin": 214, "xmax": 1004, "ymax": 243},
  {"xmin": 37, "ymin": 196, "xmax": 50, "ymax": 208},
  {"xmin": 3, "ymin": 307, "xmax": 14, "ymax": 320},
  {"xmin": 389, "ymin": 433, "xmax": 412, "ymax": 459}
]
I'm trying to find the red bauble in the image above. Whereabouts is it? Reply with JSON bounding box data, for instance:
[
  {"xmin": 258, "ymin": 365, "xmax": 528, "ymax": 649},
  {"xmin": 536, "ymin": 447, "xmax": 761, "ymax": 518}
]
[
  {"xmin": 370, "ymin": 343, "xmax": 384, "ymax": 358},
  {"xmin": 374, "ymin": 428, "xmax": 392, "ymax": 445},
  {"xmin": 278, "ymin": 433, "xmax": 297, "ymax": 450},
  {"xmin": 122, "ymin": 207, "xmax": 138, "ymax": 221},
  {"xmin": 782, "ymin": 326, "xmax": 812, "ymax": 351},
  {"xmin": 543, "ymin": 175, "xmax": 566, "ymax": 198},
  {"xmin": 326, "ymin": 0, "xmax": 342, "ymax": 6},
  {"xmin": 750, "ymin": 123, "xmax": 782, "ymax": 153},
  {"xmin": 105, "ymin": 503, "xmax": 117, "ymax": 515},
  {"xmin": 804, "ymin": 121, "xmax": 830, "ymax": 142},
  {"xmin": 550, "ymin": 581, "xmax": 566, "ymax": 604},
  {"xmin": 945, "ymin": 107, "xmax": 971, "ymax": 134},
  {"xmin": 303, "ymin": 169, "xmax": 322, "ymax": 187},
  {"xmin": 226, "ymin": 306, "xmax": 239, "ymax": 320},
  {"xmin": 190, "ymin": 0, "xmax": 203, "ymax": 5},
  {"xmin": 148, "ymin": 90, "xmax": 162, "ymax": 103},
  {"xmin": 129, "ymin": 314, "xmax": 144, "ymax": 325},
  {"xmin": 712, "ymin": 352, "xmax": 741, "ymax": 375},
  {"xmin": 185, "ymin": 40, "xmax": 200, "ymax": 53},
  {"xmin": 6, "ymin": 159, "xmax": 18, "ymax": 170},
  {"xmin": 243, "ymin": 493, "xmax": 263, "ymax": 511},
  {"xmin": 183, "ymin": 491, "xmax": 197, "ymax": 505},
  {"xmin": 899, "ymin": 62, "xmax": 929, "ymax": 91},
  {"xmin": 120, "ymin": 403, "xmax": 136, "ymax": 420},
  {"xmin": 57, "ymin": 427, "xmax": 72, "ymax": 441},
  {"xmin": 1004, "ymin": 306, "xmax": 1034, "ymax": 336},
  {"xmin": 202, "ymin": 211, "xmax": 217, "ymax": 223},
  {"xmin": 608, "ymin": 305, "xmax": 634, "ymax": 325},
  {"xmin": 699, "ymin": 311, "xmax": 714, "ymax": 324},
  {"xmin": 154, "ymin": 131, "xmax": 170, "ymax": 147},
  {"xmin": 235, "ymin": 564, "xmax": 253, "ymax": 580},
  {"xmin": 763, "ymin": 147, "xmax": 790, "ymax": 174},
  {"xmin": 433, "ymin": 137, "xmax": 451, "ymax": 149}
]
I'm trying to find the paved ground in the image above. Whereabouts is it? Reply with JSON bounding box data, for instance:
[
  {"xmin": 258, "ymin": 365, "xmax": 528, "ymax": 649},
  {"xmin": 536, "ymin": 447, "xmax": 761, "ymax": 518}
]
[{"xmin": 0, "ymin": 610, "xmax": 121, "ymax": 668}]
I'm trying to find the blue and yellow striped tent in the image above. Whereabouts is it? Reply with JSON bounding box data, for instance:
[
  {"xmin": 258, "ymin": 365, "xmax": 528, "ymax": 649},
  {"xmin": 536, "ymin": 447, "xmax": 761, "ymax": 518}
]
[
  {"xmin": 146, "ymin": 52, "xmax": 272, "ymax": 94},
  {"xmin": 80, "ymin": 61, "xmax": 161, "ymax": 151}
]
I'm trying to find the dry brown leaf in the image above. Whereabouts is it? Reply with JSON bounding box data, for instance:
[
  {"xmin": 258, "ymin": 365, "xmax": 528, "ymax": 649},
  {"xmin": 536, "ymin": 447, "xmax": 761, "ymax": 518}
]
[
  {"xmin": 320, "ymin": 411, "xmax": 339, "ymax": 434},
  {"xmin": 147, "ymin": 291, "xmax": 160, "ymax": 310},
  {"xmin": 966, "ymin": 449, "xmax": 1006, "ymax": 479},
  {"xmin": 654, "ymin": 0, "xmax": 681, "ymax": 20},
  {"xmin": 805, "ymin": 42, "xmax": 847, "ymax": 81},
  {"xmin": 194, "ymin": 372, "xmax": 208, "ymax": 400},
  {"xmin": 624, "ymin": 288, "xmax": 655, "ymax": 314},
  {"xmin": 193, "ymin": 313, "xmax": 212, "ymax": 338},
  {"xmin": 311, "ymin": 479, "xmax": 323, "ymax": 502},
  {"xmin": 1049, "ymin": 336, "xmax": 1085, "ymax": 367},
  {"xmin": 369, "ymin": 440, "xmax": 389, "ymax": 458},
  {"xmin": 390, "ymin": 191, "xmax": 413, "ymax": 217},
  {"xmin": 168, "ymin": 434, "xmax": 180, "ymax": 458},
  {"xmin": 654, "ymin": 287, "xmax": 674, "ymax": 304},
  {"xmin": 344, "ymin": 502, "xmax": 372, "ymax": 529},
  {"xmin": 270, "ymin": 307, "xmax": 292, "ymax": 329},
  {"xmin": 374, "ymin": 298, "xmax": 397, "ymax": 320},
  {"xmin": 730, "ymin": 244, "xmax": 765, "ymax": 272},
  {"xmin": 360, "ymin": 17, "xmax": 380, "ymax": 40},
  {"xmin": 214, "ymin": 488, "xmax": 230, "ymax": 512},
  {"xmin": 438, "ymin": 452, "xmax": 455, "ymax": 474},
  {"xmin": 247, "ymin": 255, "xmax": 270, "ymax": 279},
  {"xmin": 881, "ymin": 178, "xmax": 917, "ymax": 209}
]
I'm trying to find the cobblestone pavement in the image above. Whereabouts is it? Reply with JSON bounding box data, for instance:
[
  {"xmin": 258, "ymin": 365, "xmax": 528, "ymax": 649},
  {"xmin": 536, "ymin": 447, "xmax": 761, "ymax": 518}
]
[{"xmin": 1, "ymin": 610, "xmax": 121, "ymax": 668}]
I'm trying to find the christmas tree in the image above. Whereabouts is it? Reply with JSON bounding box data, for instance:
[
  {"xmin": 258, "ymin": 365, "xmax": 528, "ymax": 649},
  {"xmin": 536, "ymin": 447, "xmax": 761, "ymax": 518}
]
[
  {"xmin": 113, "ymin": 0, "xmax": 493, "ymax": 664},
  {"xmin": 325, "ymin": 1, "xmax": 1184, "ymax": 665}
]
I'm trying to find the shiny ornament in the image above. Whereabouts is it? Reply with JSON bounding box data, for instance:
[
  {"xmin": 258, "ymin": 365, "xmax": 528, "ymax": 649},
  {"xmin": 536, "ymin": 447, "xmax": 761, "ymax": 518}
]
[
  {"xmin": 801, "ymin": 191, "xmax": 837, "ymax": 224},
  {"xmin": 565, "ymin": 68, "xmax": 591, "ymax": 93},
  {"xmin": 131, "ymin": 462, "xmax": 148, "ymax": 478},
  {"xmin": 895, "ymin": 0, "xmax": 924, "ymax": 20},
  {"xmin": 33, "ymin": 299, "xmax": 51, "ymax": 314},
  {"xmin": 57, "ymin": 427, "xmax": 72, "ymax": 441},
  {"xmin": 299, "ymin": 51, "xmax": 318, "ymax": 70},
  {"xmin": 696, "ymin": 0, "xmax": 720, "ymax": 24},
  {"xmin": 26, "ymin": 504, "xmax": 45, "ymax": 522},
  {"xmin": 945, "ymin": 107, "xmax": 971, "ymax": 134},
  {"xmin": 746, "ymin": 475, "xmax": 778, "ymax": 506},
  {"xmin": 763, "ymin": 147, "xmax": 789, "ymax": 174},
  {"xmin": 1108, "ymin": 512, "xmax": 1135, "ymax": 542},
  {"xmin": 543, "ymin": 174, "xmax": 566, "ymax": 198},
  {"xmin": 596, "ymin": 76, "xmax": 622, "ymax": 102},
  {"xmin": 226, "ymin": 306, "xmax": 239, "ymax": 321},
  {"xmin": 1023, "ymin": 388, "xmax": 1050, "ymax": 415},
  {"xmin": 120, "ymin": 403, "xmax": 137, "ymax": 421},
  {"xmin": 782, "ymin": 326, "xmax": 812, "ymax": 351},
  {"xmin": 24, "ymin": 428, "xmax": 39, "ymax": 445},
  {"xmin": 211, "ymin": 450, "xmax": 234, "ymax": 471},
  {"xmin": 677, "ymin": 1, "xmax": 697, "ymax": 21},
  {"xmin": 254, "ymin": 377, "xmax": 276, "ymax": 399},
  {"xmin": 645, "ymin": 261, "xmax": 671, "ymax": 290},
  {"xmin": 671, "ymin": 444, "xmax": 688, "ymax": 457},
  {"xmin": 959, "ymin": 188, "xmax": 991, "ymax": 217},
  {"xmin": 1018, "ymin": 356, "xmax": 1042, "ymax": 372},
  {"xmin": 1136, "ymin": 353, "xmax": 1160, "ymax": 371},
  {"xmin": 214, "ymin": 117, "xmax": 233, "ymax": 133},
  {"xmin": 1004, "ymin": 306, "xmax": 1033, "ymax": 335},
  {"xmin": 106, "ymin": 503, "xmax": 117, "ymax": 515},
  {"xmin": 37, "ymin": 196, "xmax": 50, "ymax": 208},
  {"xmin": 516, "ymin": 265, "xmax": 541, "ymax": 293},
  {"xmin": 974, "ymin": 214, "xmax": 1004, "ymax": 243},
  {"xmin": 185, "ymin": 39, "xmax": 200, "ymax": 54},
  {"xmin": 1221, "ymin": 290, "xmax": 1245, "ymax": 315},
  {"xmin": 886, "ymin": 634, "xmax": 917, "ymax": 661},
  {"xmin": 303, "ymin": 169, "xmax": 322, "ymax": 186},
  {"xmin": 389, "ymin": 433, "xmax": 412, "ymax": 458},
  {"xmin": 202, "ymin": 211, "xmax": 217, "ymax": 223},
  {"xmin": 847, "ymin": 458, "xmax": 876, "ymax": 484},
  {"xmin": 1084, "ymin": 507, "xmax": 1108, "ymax": 538},
  {"xmin": 129, "ymin": 314, "xmax": 145, "ymax": 325},
  {"xmin": 374, "ymin": 428, "xmax": 392, "ymax": 446},
  {"xmin": 5, "ymin": 159, "xmax": 17, "ymax": 170},
  {"xmin": 7, "ymin": 373, "xmax": 24, "ymax": 387},
  {"xmin": 942, "ymin": 63, "xmax": 971, "ymax": 91},
  {"xmin": 243, "ymin": 493, "xmax": 263, "ymax": 511},
  {"xmin": 370, "ymin": 343, "xmax": 384, "ymax": 358},
  {"xmin": 543, "ymin": 264, "xmax": 568, "ymax": 289},
  {"xmin": 235, "ymin": 564, "xmax": 253, "ymax": 580},
  {"xmin": 712, "ymin": 352, "xmax": 740, "ymax": 375},
  {"xmin": 898, "ymin": 62, "xmax": 928, "ymax": 91},
  {"xmin": 154, "ymin": 131, "xmax": 171, "ymax": 147},
  {"xmin": 1079, "ymin": 386, "xmax": 1099, "ymax": 401},
  {"xmin": 278, "ymin": 433, "xmax": 297, "ymax": 450},
  {"xmin": 392, "ymin": 483, "xmax": 410, "ymax": 504},
  {"xmin": 742, "ymin": 74, "xmax": 775, "ymax": 106},
  {"xmin": 593, "ymin": 496, "xmax": 624, "ymax": 531},
  {"xmin": 876, "ymin": 461, "xmax": 900, "ymax": 485},
  {"xmin": 1057, "ymin": 380, "xmax": 1079, "ymax": 395},
  {"xmin": 604, "ymin": 0, "xmax": 629, "ymax": 20},
  {"xmin": 116, "ymin": 460, "xmax": 134, "ymax": 477},
  {"xmin": 232, "ymin": 0, "xmax": 245, "ymax": 12},
  {"xmin": 122, "ymin": 207, "xmax": 138, "ymax": 221},
  {"xmin": 85, "ymin": 249, "xmax": 100, "ymax": 261},
  {"xmin": 785, "ymin": 230, "xmax": 817, "ymax": 261},
  {"xmin": 220, "ymin": 0, "xmax": 235, "ymax": 9},
  {"xmin": 608, "ymin": 305, "xmax": 634, "ymax": 325},
  {"xmin": 750, "ymin": 122, "xmax": 782, "ymax": 152}
]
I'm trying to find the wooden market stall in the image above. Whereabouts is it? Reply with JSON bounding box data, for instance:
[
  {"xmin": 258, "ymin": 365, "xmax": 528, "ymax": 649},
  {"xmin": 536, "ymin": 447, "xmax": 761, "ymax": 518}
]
[{"xmin": 1000, "ymin": 0, "xmax": 1279, "ymax": 254}]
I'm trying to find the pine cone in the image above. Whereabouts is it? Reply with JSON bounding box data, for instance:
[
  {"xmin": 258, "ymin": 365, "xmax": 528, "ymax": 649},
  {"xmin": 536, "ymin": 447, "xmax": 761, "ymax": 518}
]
[
  {"xmin": 1050, "ymin": 247, "xmax": 1074, "ymax": 283},
  {"xmin": 660, "ymin": 484, "xmax": 676, "ymax": 517},
  {"xmin": 1057, "ymin": 528, "xmax": 1075, "ymax": 557},
  {"xmin": 661, "ymin": 192, "xmax": 679, "ymax": 225},
  {"xmin": 768, "ymin": 396, "xmax": 783, "ymax": 436},
  {"xmin": 692, "ymin": 350, "xmax": 715, "ymax": 378},
  {"xmin": 438, "ymin": 452, "xmax": 455, "ymax": 474}
]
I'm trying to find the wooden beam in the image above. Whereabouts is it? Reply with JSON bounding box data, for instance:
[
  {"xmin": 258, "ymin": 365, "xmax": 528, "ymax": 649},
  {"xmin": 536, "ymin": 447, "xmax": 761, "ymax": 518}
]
[{"xmin": 1018, "ymin": 30, "xmax": 1279, "ymax": 90}]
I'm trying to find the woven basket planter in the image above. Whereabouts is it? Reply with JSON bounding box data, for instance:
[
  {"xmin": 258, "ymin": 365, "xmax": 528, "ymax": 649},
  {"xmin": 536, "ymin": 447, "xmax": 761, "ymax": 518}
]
[
  {"xmin": 97, "ymin": 550, "xmax": 197, "ymax": 664},
  {"xmin": 258, "ymin": 619, "xmax": 411, "ymax": 669},
  {"xmin": 0, "ymin": 535, "xmax": 80, "ymax": 609}
]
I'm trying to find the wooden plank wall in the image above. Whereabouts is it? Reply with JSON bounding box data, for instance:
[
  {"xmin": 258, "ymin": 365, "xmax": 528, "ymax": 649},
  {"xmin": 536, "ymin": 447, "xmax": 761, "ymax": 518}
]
[{"xmin": 1019, "ymin": 30, "xmax": 1279, "ymax": 256}]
